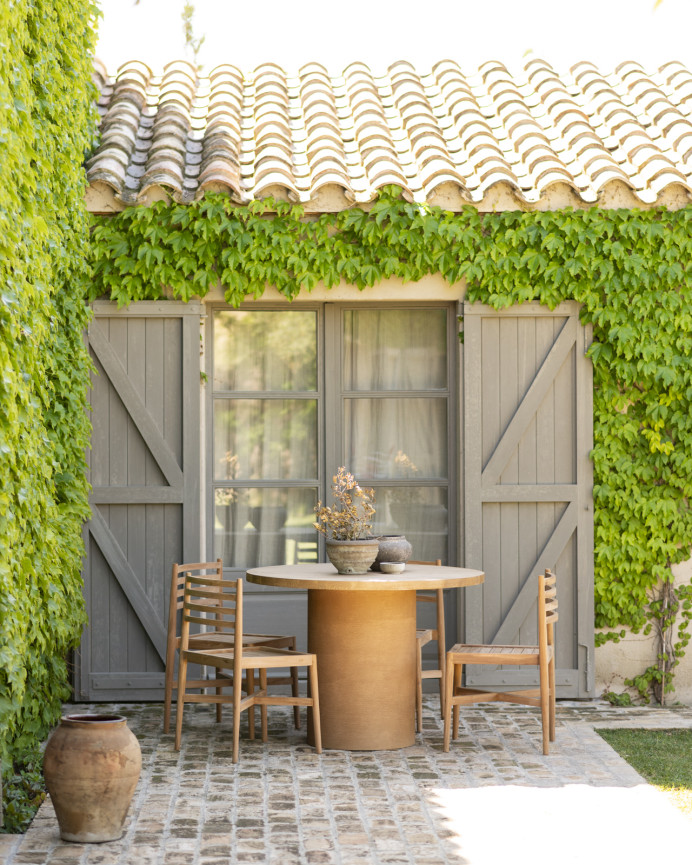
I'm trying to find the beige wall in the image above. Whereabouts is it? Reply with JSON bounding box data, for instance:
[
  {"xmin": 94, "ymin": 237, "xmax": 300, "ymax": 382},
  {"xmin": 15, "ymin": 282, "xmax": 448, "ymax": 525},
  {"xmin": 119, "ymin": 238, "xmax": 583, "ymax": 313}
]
[
  {"xmin": 595, "ymin": 556, "xmax": 692, "ymax": 705},
  {"xmin": 202, "ymin": 272, "xmax": 466, "ymax": 304}
]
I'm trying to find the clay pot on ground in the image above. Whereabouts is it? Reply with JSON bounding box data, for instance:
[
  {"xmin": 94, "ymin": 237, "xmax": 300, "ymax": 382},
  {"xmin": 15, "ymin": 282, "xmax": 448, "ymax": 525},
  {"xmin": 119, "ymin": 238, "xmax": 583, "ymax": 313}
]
[
  {"xmin": 325, "ymin": 538, "xmax": 379, "ymax": 574},
  {"xmin": 43, "ymin": 714, "xmax": 141, "ymax": 843}
]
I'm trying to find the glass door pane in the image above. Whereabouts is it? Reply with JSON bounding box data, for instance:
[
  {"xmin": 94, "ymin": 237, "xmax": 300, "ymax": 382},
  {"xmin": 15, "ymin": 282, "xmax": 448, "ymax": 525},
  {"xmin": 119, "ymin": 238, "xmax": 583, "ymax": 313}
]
[
  {"xmin": 344, "ymin": 398, "xmax": 448, "ymax": 479},
  {"xmin": 212, "ymin": 309, "xmax": 320, "ymax": 568},
  {"xmin": 343, "ymin": 308, "xmax": 447, "ymax": 390},
  {"xmin": 214, "ymin": 309, "xmax": 317, "ymax": 391},
  {"xmin": 213, "ymin": 399, "xmax": 317, "ymax": 480},
  {"xmin": 214, "ymin": 486, "xmax": 318, "ymax": 568},
  {"xmin": 338, "ymin": 305, "xmax": 453, "ymax": 564}
]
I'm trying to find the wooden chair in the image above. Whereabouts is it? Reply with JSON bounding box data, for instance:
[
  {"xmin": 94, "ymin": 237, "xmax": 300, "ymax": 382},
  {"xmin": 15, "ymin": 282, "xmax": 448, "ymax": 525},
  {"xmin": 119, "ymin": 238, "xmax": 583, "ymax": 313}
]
[
  {"xmin": 174, "ymin": 572, "xmax": 321, "ymax": 762},
  {"xmin": 443, "ymin": 568, "xmax": 558, "ymax": 755},
  {"xmin": 163, "ymin": 560, "xmax": 300, "ymax": 734},
  {"xmin": 410, "ymin": 559, "xmax": 445, "ymax": 733}
]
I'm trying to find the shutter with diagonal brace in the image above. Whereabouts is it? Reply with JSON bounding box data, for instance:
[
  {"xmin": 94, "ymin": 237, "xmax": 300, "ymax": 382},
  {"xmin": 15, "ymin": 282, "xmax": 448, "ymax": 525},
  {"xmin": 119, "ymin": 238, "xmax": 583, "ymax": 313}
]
[
  {"xmin": 463, "ymin": 301, "xmax": 594, "ymax": 697},
  {"xmin": 74, "ymin": 302, "xmax": 202, "ymax": 701}
]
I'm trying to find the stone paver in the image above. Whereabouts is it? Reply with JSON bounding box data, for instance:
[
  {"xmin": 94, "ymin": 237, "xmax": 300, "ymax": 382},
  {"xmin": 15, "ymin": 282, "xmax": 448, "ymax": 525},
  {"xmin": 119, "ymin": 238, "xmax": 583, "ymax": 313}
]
[{"xmin": 3, "ymin": 700, "xmax": 692, "ymax": 865}]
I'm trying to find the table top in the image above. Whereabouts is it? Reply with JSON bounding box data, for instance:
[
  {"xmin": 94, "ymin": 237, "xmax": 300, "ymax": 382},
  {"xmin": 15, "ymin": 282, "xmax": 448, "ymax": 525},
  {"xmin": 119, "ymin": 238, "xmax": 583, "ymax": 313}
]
[{"xmin": 246, "ymin": 562, "xmax": 485, "ymax": 591}]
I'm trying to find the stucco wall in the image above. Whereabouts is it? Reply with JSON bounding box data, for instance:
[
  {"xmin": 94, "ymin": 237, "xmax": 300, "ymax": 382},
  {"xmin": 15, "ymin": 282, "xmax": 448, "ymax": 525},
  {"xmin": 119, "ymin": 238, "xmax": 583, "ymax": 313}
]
[{"xmin": 595, "ymin": 556, "xmax": 692, "ymax": 705}]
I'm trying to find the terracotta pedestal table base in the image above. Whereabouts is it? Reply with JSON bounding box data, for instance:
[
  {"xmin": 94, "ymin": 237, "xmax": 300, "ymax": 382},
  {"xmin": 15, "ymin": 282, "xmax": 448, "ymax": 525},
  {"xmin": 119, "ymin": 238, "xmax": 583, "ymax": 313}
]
[{"xmin": 308, "ymin": 588, "xmax": 416, "ymax": 750}]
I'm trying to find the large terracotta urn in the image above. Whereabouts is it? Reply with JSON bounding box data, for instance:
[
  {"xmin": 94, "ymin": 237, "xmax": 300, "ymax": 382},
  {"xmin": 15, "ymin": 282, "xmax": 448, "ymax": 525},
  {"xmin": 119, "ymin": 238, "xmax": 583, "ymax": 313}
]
[{"xmin": 43, "ymin": 714, "xmax": 141, "ymax": 843}]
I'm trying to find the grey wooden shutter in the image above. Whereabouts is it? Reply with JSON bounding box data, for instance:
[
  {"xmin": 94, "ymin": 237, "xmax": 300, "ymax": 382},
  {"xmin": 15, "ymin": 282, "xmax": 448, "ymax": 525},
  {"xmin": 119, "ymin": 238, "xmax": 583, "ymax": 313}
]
[
  {"xmin": 463, "ymin": 301, "xmax": 594, "ymax": 697},
  {"xmin": 75, "ymin": 301, "xmax": 202, "ymax": 701}
]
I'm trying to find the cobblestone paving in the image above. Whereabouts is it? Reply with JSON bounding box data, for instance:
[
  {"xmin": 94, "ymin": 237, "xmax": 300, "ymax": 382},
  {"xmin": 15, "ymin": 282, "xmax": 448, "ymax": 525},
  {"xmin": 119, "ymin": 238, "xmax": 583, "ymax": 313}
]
[{"xmin": 2, "ymin": 700, "xmax": 691, "ymax": 865}]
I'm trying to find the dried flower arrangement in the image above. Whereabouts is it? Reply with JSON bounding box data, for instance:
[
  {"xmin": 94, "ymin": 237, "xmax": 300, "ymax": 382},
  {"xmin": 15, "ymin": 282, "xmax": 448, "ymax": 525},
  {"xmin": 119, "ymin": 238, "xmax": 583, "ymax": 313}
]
[{"xmin": 313, "ymin": 467, "xmax": 376, "ymax": 540}]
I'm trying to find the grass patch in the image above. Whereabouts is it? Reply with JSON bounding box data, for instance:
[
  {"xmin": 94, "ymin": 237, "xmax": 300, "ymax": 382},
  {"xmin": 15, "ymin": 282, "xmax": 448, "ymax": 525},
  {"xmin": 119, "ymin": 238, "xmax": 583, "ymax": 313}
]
[{"xmin": 598, "ymin": 728, "xmax": 692, "ymax": 818}]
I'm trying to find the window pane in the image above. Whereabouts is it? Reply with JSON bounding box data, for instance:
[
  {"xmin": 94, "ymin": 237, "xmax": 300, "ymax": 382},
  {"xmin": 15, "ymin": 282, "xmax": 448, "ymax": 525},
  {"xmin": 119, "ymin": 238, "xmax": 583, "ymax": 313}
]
[
  {"xmin": 213, "ymin": 310, "xmax": 317, "ymax": 391},
  {"xmin": 214, "ymin": 487, "xmax": 318, "ymax": 568},
  {"xmin": 214, "ymin": 399, "xmax": 317, "ymax": 480},
  {"xmin": 371, "ymin": 486, "xmax": 448, "ymax": 564},
  {"xmin": 343, "ymin": 309, "xmax": 447, "ymax": 391},
  {"xmin": 345, "ymin": 398, "xmax": 448, "ymax": 479}
]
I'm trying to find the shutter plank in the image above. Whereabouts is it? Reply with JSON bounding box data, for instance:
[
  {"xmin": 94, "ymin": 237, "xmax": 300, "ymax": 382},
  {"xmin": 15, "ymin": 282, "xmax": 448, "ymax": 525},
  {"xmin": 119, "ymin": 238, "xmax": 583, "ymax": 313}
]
[
  {"xmin": 481, "ymin": 315, "xmax": 577, "ymax": 486},
  {"xmin": 88, "ymin": 321, "xmax": 184, "ymax": 490},
  {"xmin": 89, "ymin": 507, "xmax": 168, "ymax": 661},
  {"xmin": 489, "ymin": 501, "xmax": 577, "ymax": 646}
]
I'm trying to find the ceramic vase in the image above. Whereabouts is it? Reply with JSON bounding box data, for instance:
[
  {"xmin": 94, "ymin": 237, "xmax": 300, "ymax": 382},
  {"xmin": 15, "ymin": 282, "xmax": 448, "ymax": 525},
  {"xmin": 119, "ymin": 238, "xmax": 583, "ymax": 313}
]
[
  {"xmin": 43, "ymin": 713, "xmax": 141, "ymax": 843},
  {"xmin": 325, "ymin": 538, "xmax": 379, "ymax": 574},
  {"xmin": 371, "ymin": 535, "xmax": 413, "ymax": 571}
]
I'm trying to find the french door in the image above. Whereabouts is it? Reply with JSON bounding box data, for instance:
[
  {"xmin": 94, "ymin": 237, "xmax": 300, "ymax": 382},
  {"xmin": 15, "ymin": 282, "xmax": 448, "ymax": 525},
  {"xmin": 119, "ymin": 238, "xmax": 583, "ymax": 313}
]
[{"xmin": 208, "ymin": 303, "xmax": 458, "ymax": 586}]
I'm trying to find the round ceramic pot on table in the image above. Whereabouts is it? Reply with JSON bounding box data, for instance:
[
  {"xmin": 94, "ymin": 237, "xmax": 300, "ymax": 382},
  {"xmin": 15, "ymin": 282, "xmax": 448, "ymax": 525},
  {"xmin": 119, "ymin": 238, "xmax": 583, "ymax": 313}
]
[
  {"xmin": 371, "ymin": 535, "xmax": 413, "ymax": 571},
  {"xmin": 325, "ymin": 538, "xmax": 379, "ymax": 574}
]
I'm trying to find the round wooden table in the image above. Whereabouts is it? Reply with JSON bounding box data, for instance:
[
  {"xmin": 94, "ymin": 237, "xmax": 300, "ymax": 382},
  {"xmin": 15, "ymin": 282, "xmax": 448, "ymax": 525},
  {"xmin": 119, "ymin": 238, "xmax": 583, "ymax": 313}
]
[{"xmin": 245, "ymin": 563, "xmax": 484, "ymax": 750}]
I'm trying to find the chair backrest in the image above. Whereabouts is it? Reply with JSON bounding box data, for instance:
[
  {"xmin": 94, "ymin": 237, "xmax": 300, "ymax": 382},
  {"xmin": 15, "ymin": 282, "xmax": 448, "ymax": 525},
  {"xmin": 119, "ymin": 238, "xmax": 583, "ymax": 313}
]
[
  {"xmin": 167, "ymin": 560, "xmax": 224, "ymax": 647},
  {"xmin": 409, "ymin": 560, "xmax": 445, "ymax": 647},
  {"xmin": 409, "ymin": 560, "xmax": 442, "ymax": 589},
  {"xmin": 179, "ymin": 568, "xmax": 243, "ymax": 653},
  {"xmin": 409, "ymin": 560, "xmax": 443, "ymax": 604},
  {"xmin": 538, "ymin": 568, "xmax": 558, "ymax": 657}
]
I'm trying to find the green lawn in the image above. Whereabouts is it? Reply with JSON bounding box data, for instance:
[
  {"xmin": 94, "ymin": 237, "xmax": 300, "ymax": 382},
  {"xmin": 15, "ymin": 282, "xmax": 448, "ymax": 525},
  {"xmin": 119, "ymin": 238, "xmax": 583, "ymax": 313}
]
[{"xmin": 598, "ymin": 728, "xmax": 692, "ymax": 818}]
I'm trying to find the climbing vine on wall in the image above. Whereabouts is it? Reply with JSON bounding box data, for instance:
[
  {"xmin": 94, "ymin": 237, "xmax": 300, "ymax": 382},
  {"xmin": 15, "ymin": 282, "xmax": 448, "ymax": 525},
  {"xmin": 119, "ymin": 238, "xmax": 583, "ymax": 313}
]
[
  {"xmin": 0, "ymin": 0, "xmax": 97, "ymax": 768},
  {"xmin": 90, "ymin": 189, "xmax": 692, "ymax": 701}
]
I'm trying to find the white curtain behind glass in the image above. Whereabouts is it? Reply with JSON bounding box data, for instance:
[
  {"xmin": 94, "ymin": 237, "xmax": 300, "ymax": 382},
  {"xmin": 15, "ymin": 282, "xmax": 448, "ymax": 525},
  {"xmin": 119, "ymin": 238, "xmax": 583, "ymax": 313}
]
[
  {"xmin": 213, "ymin": 399, "xmax": 317, "ymax": 480},
  {"xmin": 343, "ymin": 308, "xmax": 447, "ymax": 391},
  {"xmin": 345, "ymin": 398, "xmax": 447, "ymax": 479},
  {"xmin": 342, "ymin": 308, "xmax": 449, "ymax": 561},
  {"xmin": 343, "ymin": 309, "xmax": 448, "ymax": 480}
]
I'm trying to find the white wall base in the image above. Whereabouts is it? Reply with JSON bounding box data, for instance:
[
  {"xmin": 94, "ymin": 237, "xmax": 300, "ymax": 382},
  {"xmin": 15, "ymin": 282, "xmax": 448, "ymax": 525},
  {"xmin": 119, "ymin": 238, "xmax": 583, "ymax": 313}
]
[{"xmin": 595, "ymin": 557, "xmax": 692, "ymax": 705}]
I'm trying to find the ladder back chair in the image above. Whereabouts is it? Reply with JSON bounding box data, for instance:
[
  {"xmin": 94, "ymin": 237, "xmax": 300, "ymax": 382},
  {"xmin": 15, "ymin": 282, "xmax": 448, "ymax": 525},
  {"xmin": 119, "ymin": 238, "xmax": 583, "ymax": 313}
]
[
  {"xmin": 163, "ymin": 559, "xmax": 300, "ymax": 734},
  {"xmin": 443, "ymin": 568, "xmax": 558, "ymax": 755},
  {"xmin": 174, "ymin": 572, "xmax": 321, "ymax": 762},
  {"xmin": 410, "ymin": 559, "xmax": 445, "ymax": 732}
]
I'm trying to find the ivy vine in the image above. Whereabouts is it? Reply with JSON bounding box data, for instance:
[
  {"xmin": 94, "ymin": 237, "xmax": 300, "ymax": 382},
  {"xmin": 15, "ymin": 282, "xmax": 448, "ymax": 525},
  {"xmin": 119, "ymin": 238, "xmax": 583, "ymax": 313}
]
[
  {"xmin": 0, "ymin": 0, "xmax": 97, "ymax": 771},
  {"xmin": 90, "ymin": 189, "xmax": 692, "ymax": 701}
]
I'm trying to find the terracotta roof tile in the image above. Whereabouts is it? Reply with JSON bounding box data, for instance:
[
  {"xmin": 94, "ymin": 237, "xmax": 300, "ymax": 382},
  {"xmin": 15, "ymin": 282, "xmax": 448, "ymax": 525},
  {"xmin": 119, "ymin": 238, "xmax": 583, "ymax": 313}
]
[{"xmin": 87, "ymin": 58, "xmax": 692, "ymax": 211}]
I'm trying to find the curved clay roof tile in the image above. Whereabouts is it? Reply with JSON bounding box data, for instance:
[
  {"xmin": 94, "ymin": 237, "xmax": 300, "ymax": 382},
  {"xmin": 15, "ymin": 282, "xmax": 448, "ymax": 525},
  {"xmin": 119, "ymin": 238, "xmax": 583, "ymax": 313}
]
[{"xmin": 88, "ymin": 58, "xmax": 692, "ymax": 211}]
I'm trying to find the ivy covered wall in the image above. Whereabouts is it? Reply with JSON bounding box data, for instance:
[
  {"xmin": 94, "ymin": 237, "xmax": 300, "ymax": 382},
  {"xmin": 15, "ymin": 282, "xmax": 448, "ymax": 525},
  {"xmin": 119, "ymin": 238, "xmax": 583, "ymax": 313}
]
[
  {"xmin": 0, "ymin": 1, "xmax": 97, "ymax": 764},
  {"xmin": 90, "ymin": 192, "xmax": 692, "ymax": 698}
]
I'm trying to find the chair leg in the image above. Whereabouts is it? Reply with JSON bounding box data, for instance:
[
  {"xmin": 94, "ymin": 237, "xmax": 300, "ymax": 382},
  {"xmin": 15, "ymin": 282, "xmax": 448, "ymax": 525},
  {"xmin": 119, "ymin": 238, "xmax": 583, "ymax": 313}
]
[
  {"xmin": 174, "ymin": 656, "xmax": 187, "ymax": 751},
  {"xmin": 216, "ymin": 677, "xmax": 223, "ymax": 724},
  {"xmin": 437, "ymin": 641, "xmax": 446, "ymax": 720},
  {"xmin": 452, "ymin": 662, "xmax": 462, "ymax": 740},
  {"xmin": 163, "ymin": 663, "xmax": 173, "ymax": 734},
  {"xmin": 443, "ymin": 655, "xmax": 455, "ymax": 752},
  {"xmin": 289, "ymin": 637, "xmax": 300, "ymax": 730},
  {"xmin": 548, "ymin": 653, "xmax": 556, "ymax": 743},
  {"xmin": 539, "ymin": 655, "xmax": 551, "ymax": 756},
  {"xmin": 246, "ymin": 669, "xmax": 255, "ymax": 740},
  {"xmin": 232, "ymin": 663, "xmax": 242, "ymax": 764},
  {"xmin": 416, "ymin": 639, "xmax": 424, "ymax": 733},
  {"xmin": 291, "ymin": 666, "xmax": 301, "ymax": 730},
  {"xmin": 259, "ymin": 669, "xmax": 268, "ymax": 743},
  {"xmin": 308, "ymin": 659, "xmax": 322, "ymax": 754}
]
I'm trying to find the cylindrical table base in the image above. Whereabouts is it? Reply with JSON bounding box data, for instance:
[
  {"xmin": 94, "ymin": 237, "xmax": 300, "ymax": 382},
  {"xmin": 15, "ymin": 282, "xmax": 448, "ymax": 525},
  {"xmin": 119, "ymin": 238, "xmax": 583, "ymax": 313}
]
[{"xmin": 308, "ymin": 589, "xmax": 416, "ymax": 750}]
